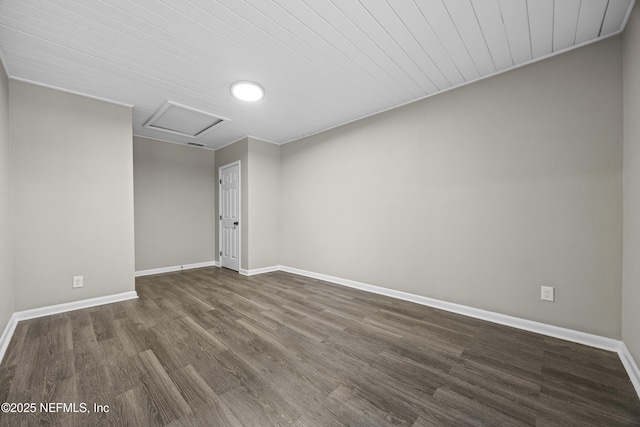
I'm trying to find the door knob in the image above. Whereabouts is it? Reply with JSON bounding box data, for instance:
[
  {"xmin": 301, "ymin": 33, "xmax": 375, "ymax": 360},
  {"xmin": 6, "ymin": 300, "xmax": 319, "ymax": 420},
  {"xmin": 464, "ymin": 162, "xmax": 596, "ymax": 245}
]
[{"xmin": 234, "ymin": 221, "xmax": 239, "ymax": 226}]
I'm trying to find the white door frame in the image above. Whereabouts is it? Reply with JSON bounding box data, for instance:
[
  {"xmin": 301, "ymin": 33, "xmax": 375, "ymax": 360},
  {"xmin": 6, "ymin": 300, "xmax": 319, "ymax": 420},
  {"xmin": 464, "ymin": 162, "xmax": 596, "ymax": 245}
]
[{"xmin": 218, "ymin": 160, "xmax": 241, "ymax": 271}]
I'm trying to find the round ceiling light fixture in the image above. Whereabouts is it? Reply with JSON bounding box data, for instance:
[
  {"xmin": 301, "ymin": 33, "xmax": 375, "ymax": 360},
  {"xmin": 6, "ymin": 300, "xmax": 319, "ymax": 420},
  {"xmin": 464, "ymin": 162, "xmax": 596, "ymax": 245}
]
[{"xmin": 230, "ymin": 80, "xmax": 265, "ymax": 102}]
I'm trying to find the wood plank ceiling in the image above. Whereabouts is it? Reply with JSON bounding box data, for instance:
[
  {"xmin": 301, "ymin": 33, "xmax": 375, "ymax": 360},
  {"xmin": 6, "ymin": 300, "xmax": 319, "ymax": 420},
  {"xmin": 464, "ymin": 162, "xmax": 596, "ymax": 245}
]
[{"xmin": 0, "ymin": 0, "xmax": 634, "ymax": 149}]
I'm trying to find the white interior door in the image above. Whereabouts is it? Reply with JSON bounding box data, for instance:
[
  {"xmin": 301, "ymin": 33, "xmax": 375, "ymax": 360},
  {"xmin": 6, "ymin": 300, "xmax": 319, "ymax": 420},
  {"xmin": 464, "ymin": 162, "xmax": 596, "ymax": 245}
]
[{"xmin": 219, "ymin": 162, "xmax": 240, "ymax": 271}]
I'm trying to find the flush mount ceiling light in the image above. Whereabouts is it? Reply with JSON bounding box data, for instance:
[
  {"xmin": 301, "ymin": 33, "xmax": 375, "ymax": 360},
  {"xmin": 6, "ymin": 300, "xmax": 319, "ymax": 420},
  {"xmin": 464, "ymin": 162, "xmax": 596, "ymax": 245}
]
[{"xmin": 230, "ymin": 81, "xmax": 265, "ymax": 102}]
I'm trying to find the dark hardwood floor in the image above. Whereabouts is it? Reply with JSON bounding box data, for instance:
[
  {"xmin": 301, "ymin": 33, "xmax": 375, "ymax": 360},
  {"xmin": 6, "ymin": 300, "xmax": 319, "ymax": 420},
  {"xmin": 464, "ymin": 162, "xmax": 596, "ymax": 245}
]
[{"xmin": 0, "ymin": 267, "xmax": 639, "ymax": 426}]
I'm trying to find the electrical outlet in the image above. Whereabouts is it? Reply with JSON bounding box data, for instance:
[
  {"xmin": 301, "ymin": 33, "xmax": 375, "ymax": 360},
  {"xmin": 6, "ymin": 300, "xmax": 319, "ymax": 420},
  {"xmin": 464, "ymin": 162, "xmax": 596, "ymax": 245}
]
[
  {"xmin": 73, "ymin": 276, "xmax": 84, "ymax": 288},
  {"xmin": 541, "ymin": 286, "xmax": 554, "ymax": 302}
]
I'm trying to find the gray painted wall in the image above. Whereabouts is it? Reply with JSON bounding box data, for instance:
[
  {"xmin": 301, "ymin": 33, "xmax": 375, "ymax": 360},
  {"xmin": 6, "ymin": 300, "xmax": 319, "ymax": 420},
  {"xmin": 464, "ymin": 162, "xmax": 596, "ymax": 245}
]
[
  {"xmin": 133, "ymin": 136, "xmax": 216, "ymax": 271},
  {"xmin": 0, "ymin": 63, "xmax": 14, "ymax": 332},
  {"xmin": 248, "ymin": 138, "xmax": 280, "ymax": 270},
  {"xmin": 215, "ymin": 138, "xmax": 249, "ymax": 270},
  {"xmin": 281, "ymin": 37, "xmax": 623, "ymax": 338},
  {"xmin": 0, "ymin": 14, "xmax": 631, "ymax": 371},
  {"xmin": 623, "ymin": 5, "xmax": 640, "ymax": 365},
  {"xmin": 212, "ymin": 137, "xmax": 280, "ymax": 271},
  {"xmin": 10, "ymin": 80, "xmax": 135, "ymax": 311}
]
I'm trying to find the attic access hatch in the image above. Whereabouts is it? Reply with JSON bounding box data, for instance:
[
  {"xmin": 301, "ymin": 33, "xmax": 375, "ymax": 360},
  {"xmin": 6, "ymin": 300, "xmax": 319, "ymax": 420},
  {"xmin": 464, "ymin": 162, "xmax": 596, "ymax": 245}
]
[{"xmin": 144, "ymin": 101, "xmax": 229, "ymax": 138}]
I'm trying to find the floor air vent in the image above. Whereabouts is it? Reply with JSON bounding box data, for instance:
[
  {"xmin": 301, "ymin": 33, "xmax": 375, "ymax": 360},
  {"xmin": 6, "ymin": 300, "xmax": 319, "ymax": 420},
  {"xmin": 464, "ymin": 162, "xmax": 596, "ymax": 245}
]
[{"xmin": 144, "ymin": 101, "xmax": 229, "ymax": 138}]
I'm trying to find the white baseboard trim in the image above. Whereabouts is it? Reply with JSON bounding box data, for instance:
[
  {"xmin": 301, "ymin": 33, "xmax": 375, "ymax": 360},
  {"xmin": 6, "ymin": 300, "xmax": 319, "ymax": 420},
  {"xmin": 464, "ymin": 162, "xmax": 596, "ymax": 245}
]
[
  {"xmin": 620, "ymin": 342, "xmax": 640, "ymax": 398},
  {"xmin": 279, "ymin": 265, "xmax": 640, "ymax": 397},
  {"xmin": 135, "ymin": 261, "xmax": 218, "ymax": 277},
  {"xmin": 13, "ymin": 291, "xmax": 139, "ymax": 322},
  {"xmin": 3, "ymin": 264, "xmax": 638, "ymax": 399},
  {"xmin": 278, "ymin": 265, "xmax": 621, "ymax": 352},
  {"xmin": 240, "ymin": 265, "xmax": 280, "ymax": 276},
  {"xmin": 0, "ymin": 290, "xmax": 138, "ymax": 364},
  {"xmin": 0, "ymin": 314, "xmax": 19, "ymax": 367}
]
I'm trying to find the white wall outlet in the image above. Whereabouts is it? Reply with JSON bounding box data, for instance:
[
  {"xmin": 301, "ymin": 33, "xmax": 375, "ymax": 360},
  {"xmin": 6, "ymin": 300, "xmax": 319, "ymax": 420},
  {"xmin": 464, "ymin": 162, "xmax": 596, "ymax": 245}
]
[
  {"xmin": 73, "ymin": 275, "xmax": 84, "ymax": 288},
  {"xmin": 541, "ymin": 285, "xmax": 554, "ymax": 302}
]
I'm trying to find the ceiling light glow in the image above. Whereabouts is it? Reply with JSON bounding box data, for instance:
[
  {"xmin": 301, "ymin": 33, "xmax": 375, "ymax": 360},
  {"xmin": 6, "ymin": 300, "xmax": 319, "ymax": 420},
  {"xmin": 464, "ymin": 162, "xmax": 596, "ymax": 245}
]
[{"xmin": 231, "ymin": 81, "xmax": 265, "ymax": 102}]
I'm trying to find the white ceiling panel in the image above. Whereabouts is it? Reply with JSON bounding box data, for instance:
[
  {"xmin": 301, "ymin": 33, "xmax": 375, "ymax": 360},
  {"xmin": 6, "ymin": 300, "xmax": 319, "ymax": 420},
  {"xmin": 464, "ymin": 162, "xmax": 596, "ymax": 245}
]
[
  {"xmin": 275, "ymin": 0, "xmax": 421, "ymax": 100},
  {"xmin": 575, "ymin": 0, "xmax": 610, "ymax": 44},
  {"xmin": 444, "ymin": 0, "xmax": 496, "ymax": 76},
  {"xmin": 354, "ymin": 0, "xmax": 441, "ymax": 92},
  {"xmin": 298, "ymin": 0, "xmax": 420, "ymax": 99},
  {"xmin": 472, "ymin": 0, "xmax": 514, "ymax": 72},
  {"xmin": 0, "ymin": 0, "xmax": 634, "ymax": 149},
  {"xmin": 553, "ymin": 0, "xmax": 582, "ymax": 51},
  {"xmin": 414, "ymin": 0, "xmax": 480, "ymax": 82},
  {"xmin": 499, "ymin": 0, "xmax": 532, "ymax": 65},
  {"xmin": 527, "ymin": 0, "xmax": 554, "ymax": 58},
  {"xmin": 386, "ymin": 1, "xmax": 464, "ymax": 87},
  {"xmin": 602, "ymin": 0, "xmax": 634, "ymax": 36},
  {"xmin": 329, "ymin": 0, "xmax": 430, "ymax": 98}
]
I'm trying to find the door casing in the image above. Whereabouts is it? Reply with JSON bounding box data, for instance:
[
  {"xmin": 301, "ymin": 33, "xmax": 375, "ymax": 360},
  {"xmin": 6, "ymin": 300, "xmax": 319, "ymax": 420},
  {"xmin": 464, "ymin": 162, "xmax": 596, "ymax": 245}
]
[{"xmin": 218, "ymin": 161, "xmax": 240, "ymax": 271}]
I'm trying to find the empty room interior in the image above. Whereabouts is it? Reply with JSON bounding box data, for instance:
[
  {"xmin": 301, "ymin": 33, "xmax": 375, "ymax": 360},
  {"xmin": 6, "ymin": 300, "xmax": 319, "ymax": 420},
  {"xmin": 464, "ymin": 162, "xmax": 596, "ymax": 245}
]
[{"xmin": 1, "ymin": 0, "xmax": 640, "ymax": 425}]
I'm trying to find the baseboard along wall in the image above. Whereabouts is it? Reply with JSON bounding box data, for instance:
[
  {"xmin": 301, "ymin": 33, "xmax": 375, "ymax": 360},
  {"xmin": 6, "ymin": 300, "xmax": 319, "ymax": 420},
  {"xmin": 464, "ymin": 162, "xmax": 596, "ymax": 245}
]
[
  {"xmin": 0, "ymin": 291, "xmax": 138, "ymax": 364},
  {"xmin": 279, "ymin": 266, "xmax": 620, "ymax": 351},
  {"xmin": 239, "ymin": 265, "xmax": 280, "ymax": 276},
  {"xmin": 276, "ymin": 264, "xmax": 640, "ymax": 398},
  {"xmin": 620, "ymin": 341, "xmax": 640, "ymax": 398},
  {"xmin": 135, "ymin": 260, "xmax": 218, "ymax": 277},
  {"xmin": 1, "ymin": 263, "xmax": 639, "ymax": 399}
]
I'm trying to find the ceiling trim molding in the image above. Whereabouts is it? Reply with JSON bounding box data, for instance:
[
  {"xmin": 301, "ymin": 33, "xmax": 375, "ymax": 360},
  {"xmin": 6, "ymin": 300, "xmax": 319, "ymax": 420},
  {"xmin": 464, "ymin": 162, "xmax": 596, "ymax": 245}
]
[
  {"xmin": 212, "ymin": 135, "xmax": 279, "ymax": 151},
  {"xmin": 9, "ymin": 76, "xmax": 134, "ymax": 109},
  {"xmin": 246, "ymin": 135, "xmax": 279, "ymax": 146},
  {"xmin": 623, "ymin": 0, "xmax": 638, "ymax": 30},
  {"xmin": 214, "ymin": 135, "xmax": 249, "ymax": 151},
  {"xmin": 280, "ymin": 29, "xmax": 627, "ymax": 146},
  {"xmin": 0, "ymin": 49, "xmax": 9, "ymax": 78},
  {"xmin": 1, "ymin": 0, "xmax": 633, "ymax": 147},
  {"xmin": 132, "ymin": 134, "xmax": 216, "ymax": 151}
]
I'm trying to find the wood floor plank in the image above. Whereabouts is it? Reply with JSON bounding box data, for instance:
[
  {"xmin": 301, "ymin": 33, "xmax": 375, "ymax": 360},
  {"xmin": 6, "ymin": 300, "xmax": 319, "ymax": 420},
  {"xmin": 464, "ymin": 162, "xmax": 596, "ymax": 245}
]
[
  {"xmin": 432, "ymin": 387, "xmax": 532, "ymax": 427},
  {"xmin": 441, "ymin": 373, "xmax": 538, "ymax": 425},
  {"xmin": 116, "ymin": 386, "xmax": 159, "ymax": 427},
  {"xmin": 133, "ymin": 349, "xmax": 192, "ymax": 425},
  {"xmin": 91, "ymin": 310, "xmax": 115, "ymax": 342},
  {"xmin": 327, "ymin": 384, "xmax": 414, "ymax": 426},
  {"xmin": 413, "ymin": 399, "xmax": 482, "ymax": 427},
  {"xmin": 224, "ymin": 337, "xmax": 328, "ymax": 414},
  {"xmin": 448, "ymin": 361, "xmax": 541, "ymax": 415},
  {"xmin": 0, "ymin": 365, "xmax": 14, "ymax": 406},
  {"xmin": 345, "ymin": 364, "xmax": 436, "ymax": 421},
  {"xmin": 0, "ymin": 267, "xmax": 638, "ymax": 426}
]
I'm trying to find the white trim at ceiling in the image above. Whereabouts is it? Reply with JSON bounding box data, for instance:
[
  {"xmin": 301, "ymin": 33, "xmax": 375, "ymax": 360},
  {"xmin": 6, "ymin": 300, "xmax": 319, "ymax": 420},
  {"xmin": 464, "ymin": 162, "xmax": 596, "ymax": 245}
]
[
  {"xmin": 246, "ymin": 135, "xmax": 279, "ymax": 145},
  {"xmin": 214, "ymin": 135, "xmax": 280, "ymax": 152},
  {"xmin": 8, "ymin": 76, "xmax": 134, "ymax": 108},
  {"xmin": 622, "ymin": 0, "xmax": 638, "ymax": 29},
  {"xmin": 0, "ymin": 48, "xmax": 10, "ymax": 78},
  {"xmin": 132, "ymin": 134, "xmax": 216, "ymax": 151},
  {"xmin": 215, "ymin": 135, "xmax": 250, "ymax": 151},
  {"xmin": 280, "ymin": 27, "xmax": 633, "ymax": 146}
]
